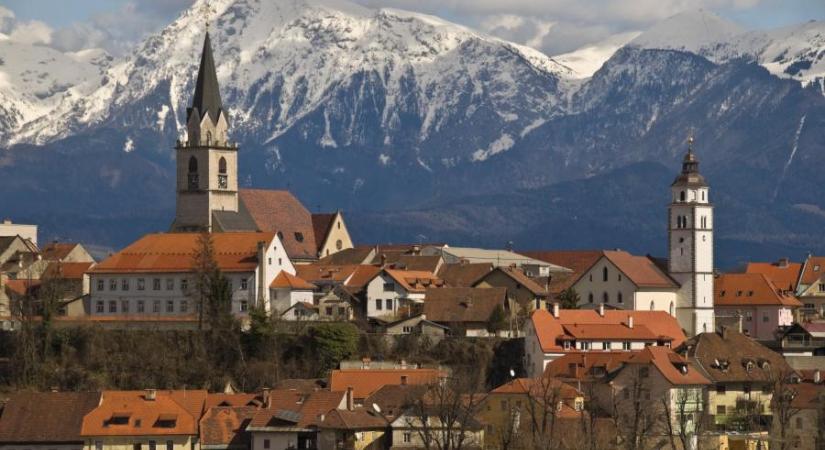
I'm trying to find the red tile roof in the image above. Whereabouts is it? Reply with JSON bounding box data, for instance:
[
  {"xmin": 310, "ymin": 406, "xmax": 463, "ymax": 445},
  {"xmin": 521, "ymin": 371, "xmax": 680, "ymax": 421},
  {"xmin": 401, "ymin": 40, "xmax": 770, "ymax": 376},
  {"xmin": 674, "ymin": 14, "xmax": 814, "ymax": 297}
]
[
  {"xmin": 745, "ymin": 260, "xmax": 802, "ymax": 292},
  {"xmin": 543, "ymin": 352, "xmax": 636, "ymax": 381},
  {"xmin": 330, "ymin": 369, "xmax": 443, "ymax": 399},
  {"xmin": 204, "ymin": 393, "xmax": 263, "ymax": 409},
  {"xmin": 39, "ymin": 242, "xmax": 80, "ymax": 261},
  {"xmin": 520, "ymin": 251, "xmax": 603, "ymax": 291},
  {"xmin": 563, "ymin": 323, "xmax": 661, "ymax": 341},
  {"xmin": 384, "ymin": 269, "xmax": 443, "ymax": 293},
  {"xmin": 81, "ymin": 390, "xmax": 207, "ymax": 436},
  {"xmin": 678, "ymin": 329, "xmax": 794, "ymax": 383},
  {"xmin": 311, "ymin": 213, "xmax": 337, "ymax": 253},
  {"xmin": 625, "ymin": 346, "xmax": 710, "ymax": 385},
  {"xmin": 239, "ymin": 189, "xmax": 318, "ymax": 260},
  {"xmin": 800, "ymin": 256, "xmax": 825, "ymax": 285},
  {"xmin": 790, "ymin": 382, "xmax": 825, "ymax": 410},
  {"xmin": 317, "ymin": 409, "xmax": 387, "ymax": 430},
  {"xmin": 530, "ymin": 309, "xmax": 686, "ymax": 353},
  {"xmin": 295, "ymin": 264, "xmax": 360, "ymax": 284},
  {"xmin": 602, "ymin": 251, "xmax": 679, "ymax": 288},
  {"xmin": 476, "ymin": 266, "xmax": 548, "ymax": 296},
  {"xmin": 247, "ymin": 390, "xmax": 345, "ymax": 429},
  {"xmin": 270, "ymin": 271, "xmax": 316, "ymax": 290},
  {"xmin": 715, "ymin": 273, "xmax": 802, "ymax": 307},
  {"xmin": 489, "ymin": 378, "xmax": 580, "ymax": 399},
  {"xmin": 91, "ymin": 232, "xmax": 274, "ymax": 274},
  {"xmin": 344, "ymin": 265, "xmax": 383, "ymax": 291},
  {"xmin": 0, "ymin": 392, "xmax": 101, "ymax": 443},
  {"xmin": 199, "ymin": 406, "xmax": 256, "ymax": 447},
  {"xmin": 42, "ymin": 261, "xmax": 94, "ymax": 280},
  {"xmin": 4, "ymin": 279, "xmax": 41, "ymax": 297},
  {"xmin": 318, "ymin": 247, "xmax": 374, "ymax": 265}
]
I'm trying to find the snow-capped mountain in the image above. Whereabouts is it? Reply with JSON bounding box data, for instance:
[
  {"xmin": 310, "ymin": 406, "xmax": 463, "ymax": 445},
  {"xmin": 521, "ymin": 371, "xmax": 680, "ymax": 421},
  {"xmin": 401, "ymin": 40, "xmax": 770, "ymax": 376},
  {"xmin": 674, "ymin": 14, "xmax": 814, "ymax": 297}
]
[
  {"xmin": 1, "ymin": 0, "xmax": 825, "ymax": 266},
  {"xmin": 632, "ymin": 10, "xmax": 825, "ymax": 90}
]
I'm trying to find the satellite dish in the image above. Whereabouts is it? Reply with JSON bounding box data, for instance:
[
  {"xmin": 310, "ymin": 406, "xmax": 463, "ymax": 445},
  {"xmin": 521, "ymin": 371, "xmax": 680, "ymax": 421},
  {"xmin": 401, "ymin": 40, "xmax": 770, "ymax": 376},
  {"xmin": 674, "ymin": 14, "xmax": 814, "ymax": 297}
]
[
  {"xmin": 509, "ymin": 369, "xmax": 516, "ymax": 378},
  {"xmin": 372, "ymin": 403, "xmax": 382, "ymax": 414}
]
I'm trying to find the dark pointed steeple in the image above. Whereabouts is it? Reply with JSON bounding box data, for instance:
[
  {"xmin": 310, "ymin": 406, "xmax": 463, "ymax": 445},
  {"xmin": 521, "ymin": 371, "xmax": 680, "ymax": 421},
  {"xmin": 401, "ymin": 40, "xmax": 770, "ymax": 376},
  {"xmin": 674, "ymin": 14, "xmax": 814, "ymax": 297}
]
[
  {"xmin": 672, "ymin": 135, "xmax": 707, "ymax": 187},
  {"xmin": 189, "ymin": 32, "xmax": 224, "ymax": 125}
]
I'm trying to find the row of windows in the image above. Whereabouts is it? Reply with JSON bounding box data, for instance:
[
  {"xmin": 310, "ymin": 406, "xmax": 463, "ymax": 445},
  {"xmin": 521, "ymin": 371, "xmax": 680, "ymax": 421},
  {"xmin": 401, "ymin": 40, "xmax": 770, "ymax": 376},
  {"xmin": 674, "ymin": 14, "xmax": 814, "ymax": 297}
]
[
  {"xmin": 675, "ymin": 215, "xmax": 709, "ymax": 229},
  {"xmin": 588, "ymin": 267, "xmax": 622, "ymax": 283},
  {"xmin": 96, "ymin": 441, "xmax": 175, "ymax": 450},
  {"xmin": 96, "ymin": 277, "xmax": 248, "ymax": 292},
  {"xmin": 677, "ymin": 190, "xmax": 706, "ymax": 202},
  {"xmin": 563, "ymin": 341, "xmax": 635, "ymax": 351},
  {"xmin": 95, "ymin": 299, "xmax": 249, "ymax": 314},
  {"xmin": 375, "ymin": 299, "xmax": 394, "ymax": 311},
  {"xmin": 587, "ymin": 292, "xmax": 624, "ymax": 304},
  {"xmin": 187, "ymin": 156, "xmax": 229, "ymax": 190}
]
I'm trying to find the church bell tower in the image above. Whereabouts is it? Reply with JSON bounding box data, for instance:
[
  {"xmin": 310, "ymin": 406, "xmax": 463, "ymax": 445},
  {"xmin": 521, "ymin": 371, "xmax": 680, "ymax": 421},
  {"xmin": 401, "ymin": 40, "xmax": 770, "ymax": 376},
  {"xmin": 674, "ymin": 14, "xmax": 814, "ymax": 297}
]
[
  {"xmin": 171, "ymin": 31, "xmax": 239, "ymax": 232},
  {"xmin": 668, "ymin": 137, "xmax": 715, "ymax": 336}
]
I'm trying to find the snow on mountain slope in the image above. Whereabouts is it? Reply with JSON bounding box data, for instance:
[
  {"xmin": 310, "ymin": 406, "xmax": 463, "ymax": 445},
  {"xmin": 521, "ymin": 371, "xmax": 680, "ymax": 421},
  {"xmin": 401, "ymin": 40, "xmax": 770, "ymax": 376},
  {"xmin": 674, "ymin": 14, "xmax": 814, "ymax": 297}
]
[
  {"xmin": 554, "ymin": 31, "xmax": 641, "ymax": 79},
  {"xmin": 9, "ymin": 0, "xmax": 572, "ymax": 148},
  {"xmin": 0, "ymin": 40, "xmax": 109, "ymax": 142},
  {"xmin": 632, "ymin": 10, "xmax": 825, "ymax": 90}
]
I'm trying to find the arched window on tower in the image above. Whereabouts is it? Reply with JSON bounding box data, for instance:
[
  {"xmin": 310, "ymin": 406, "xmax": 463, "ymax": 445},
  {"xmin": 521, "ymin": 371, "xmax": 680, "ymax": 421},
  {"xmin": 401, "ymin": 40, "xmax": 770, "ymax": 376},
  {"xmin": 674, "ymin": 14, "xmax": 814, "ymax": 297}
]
[
  {"xmin": 680, "ymin": 191, "xmax": 686, "ymax": 202},
  {"xmin": 187, "ymin": 156, "xmax": 199, "ymax": 190},
  {"xmin": 218, "ymin": 157, "xmax": 228, "ymax": 189},
  {"xmin": 206, "ymin": 131, "xmax": 212, "ymax": 146}
]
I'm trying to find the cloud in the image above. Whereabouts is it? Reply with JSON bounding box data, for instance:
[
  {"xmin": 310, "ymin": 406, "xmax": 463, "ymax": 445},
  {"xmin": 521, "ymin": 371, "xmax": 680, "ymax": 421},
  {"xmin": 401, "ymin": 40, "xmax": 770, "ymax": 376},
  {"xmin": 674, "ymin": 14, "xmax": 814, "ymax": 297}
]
[{"xmin": 0, "ymin": 5, "xmax": 53, "ymax": 46}]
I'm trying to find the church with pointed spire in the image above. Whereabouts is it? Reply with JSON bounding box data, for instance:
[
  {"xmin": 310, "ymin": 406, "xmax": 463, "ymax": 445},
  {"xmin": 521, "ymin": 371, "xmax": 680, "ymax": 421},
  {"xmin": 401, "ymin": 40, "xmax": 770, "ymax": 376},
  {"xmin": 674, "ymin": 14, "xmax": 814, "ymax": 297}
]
[
  {"xmin": 169, "ymin": 32, "xmax": 354, "ymax": 262},
  {"xmin": 668, "ymin": 137, "xmax": 715, "ymax": 336}
]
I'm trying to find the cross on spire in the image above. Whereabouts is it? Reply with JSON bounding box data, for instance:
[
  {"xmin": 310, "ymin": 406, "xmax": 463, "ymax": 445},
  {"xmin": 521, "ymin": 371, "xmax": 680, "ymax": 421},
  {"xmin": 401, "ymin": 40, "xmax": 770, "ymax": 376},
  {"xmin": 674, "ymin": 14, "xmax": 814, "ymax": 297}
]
[
  {"xmin": 200, "ymin": 0, "xmax": 217, "ymax": 32},
  {"xmin": 687, "ymin": 128, "xmax": 696, "ymax": 153}
]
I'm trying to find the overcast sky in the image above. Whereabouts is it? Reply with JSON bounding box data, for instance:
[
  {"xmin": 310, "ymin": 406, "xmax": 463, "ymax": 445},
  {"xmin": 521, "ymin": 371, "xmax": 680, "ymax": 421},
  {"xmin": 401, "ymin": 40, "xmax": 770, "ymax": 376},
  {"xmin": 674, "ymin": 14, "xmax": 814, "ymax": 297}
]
[{"xmin": 2, "ymin": 0, "xmax": 823, "ymax": 56}]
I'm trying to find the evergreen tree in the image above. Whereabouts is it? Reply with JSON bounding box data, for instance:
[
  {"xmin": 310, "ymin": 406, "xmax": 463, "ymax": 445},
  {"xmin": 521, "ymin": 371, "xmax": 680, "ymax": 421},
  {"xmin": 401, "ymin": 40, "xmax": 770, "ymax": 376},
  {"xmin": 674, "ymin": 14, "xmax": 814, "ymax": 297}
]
[{"xmin": 557, "ymin": 288, "xmax": 581, "ymax": 309}]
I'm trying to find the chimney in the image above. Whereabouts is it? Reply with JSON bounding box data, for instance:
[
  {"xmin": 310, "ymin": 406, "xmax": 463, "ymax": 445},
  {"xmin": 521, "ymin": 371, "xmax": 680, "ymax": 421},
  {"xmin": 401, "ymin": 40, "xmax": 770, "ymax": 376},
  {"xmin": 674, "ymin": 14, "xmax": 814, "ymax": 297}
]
[
  {"xmin": 628, "ymin": 315, "xmax": 634, "ymax": 329},
  {"xmin": 460, "ymin": 258, "xmax": 468, "ymax": 265},
  {"xmin": 778, "ymin": 257, "xmax": 790, "ymax": 268},
  {"xmin": 598, "ymin": 303, "xmax": 605, "ymax": 317},
  {"xmin": 552, "ymin": 302, "xmax": 560, "ymax": 318},
  {"xmin": 401, "ymin": 375, "xmax": 408, "ymax": 385},
  {"xmin": 346, "ymin": 386, "xmax": 354, "ymax": 411},
  {"xmin": 814, "ymin": 369, "xmax": 821, "ymax": 384},
  {"xmin": 400, "ymin": 359, "xmax": 408, "ymax": 370},
  {"xmin": 262, "ymin": 387, "xmax": 272, "ymax": 408},
  {"xmin": 380, "ymin": 253, "xmax": 387, "ymax": 266},
  {"xmin": 412, "ymin": 245, "xmax": 421, "ymax": 255},
  {"xmin": 362, "ymin": 357, "xmax": 371, "ymax": 369},
  {"xmin": 144, "ymin": 389, "xmax": 157, "ymax": 401}
]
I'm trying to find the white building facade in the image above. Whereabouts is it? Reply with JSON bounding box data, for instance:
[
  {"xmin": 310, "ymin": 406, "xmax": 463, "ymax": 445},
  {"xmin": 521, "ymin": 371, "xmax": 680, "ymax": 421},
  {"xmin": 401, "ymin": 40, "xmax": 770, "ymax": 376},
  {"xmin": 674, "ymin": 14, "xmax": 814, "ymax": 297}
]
[{"xmin": 668, "ymin": 140, "xmax": 715, "ymax": 337}]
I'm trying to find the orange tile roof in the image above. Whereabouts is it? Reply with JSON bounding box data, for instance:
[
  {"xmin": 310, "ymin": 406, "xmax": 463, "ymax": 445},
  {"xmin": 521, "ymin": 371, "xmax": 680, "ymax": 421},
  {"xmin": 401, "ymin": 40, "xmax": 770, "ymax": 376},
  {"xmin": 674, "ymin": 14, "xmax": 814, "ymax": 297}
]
[
  {"xmin": 562, "ymin": 323, "xmax": 661, "ymax": 341},
  {"xmin": 625, "ymin": 346, "xmax": 710, "ymax": 385},
  {"xmin": 204, "ymin": 393, "xmax": 262, "ymax": 409},
  {"xmin": 602, "ymin": 251, "xmax": 679, "ymax": 288},
  {"xmin": 344, "ymin": 265, "xmax": 383, "ymax": 291},
  {"xmin": 247, "ymin": 390, "xmax": 345, "ymax": 429},
  {"xmin": 543, "ymin": 352, "xmax": 636, "ymax": 381},
  {"xmin": 295, "ymin": 264, "xmax": 360, "ymax": 284},
  {"xmin": 4, "ymin": 279, "xmax": 41, "ymax": 297},
  {"xmin": 42, "ymin": 261, "xmax": 95, "ymax": 280},
  {"xmin": 330, "ymin": 369, "xmax": 443, "ymax": 399},
  {"xmin": 745, "ymin": 260, "xmax": 802, "ymax": 292},
  {"xmin": 318, "ymin": 247, "xmax": 374, "ymax": 265},
  {"xmin": 81, "ymin": 390, "xmax": 206, "ymax": 436},
  {"xmin": 800, "ymin": 255, "xmax": 825, "ymax": 285},
  {"xmin": 715, "ymin": 273, "xmax": 802, "ymax": 307},
  {"xmin": 384, "ymin": 269, "xmax": 443, "ymax": 293},
  {"xmin": 270, "ymin": 271, "xmax": 316, "ymax": 290},
  {"xmin": 530, "ymin": 309, "xmax": 686, "ymax": 353},
  {"xmin": 316, "ymin": 408, "xmax": 387, "ymax": 430},
  {"xmin": 489, "ymin": 378, "xmax": 580, "ymax": 400},
  {"xmin": 39, "ymin": 242, "xmax": 80, "ymax": 261},
  {"xmin": 239, "ymin": 189, "xmax": 318, "ymax": 260},
  {"xmin": 199, "ymin": 406, "xmax": 256, "ymax": 447},
  {"xmin": 91, "ymin": 232, "xmax": 274, "ymax": 274},
  {"xmin": 477, "ymin": 266, "xmax": 548, "ymax": 296}
]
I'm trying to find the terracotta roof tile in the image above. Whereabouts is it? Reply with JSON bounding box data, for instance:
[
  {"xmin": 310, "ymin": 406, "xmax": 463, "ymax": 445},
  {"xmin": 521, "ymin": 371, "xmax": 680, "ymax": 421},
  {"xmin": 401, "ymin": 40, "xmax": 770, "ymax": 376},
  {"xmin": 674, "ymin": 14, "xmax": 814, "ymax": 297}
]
[
  {"xmin": 39, "ymin": 242, "xmax": 80, "ymax": 261},
  {"xmin": 388, "ymin": 255, "xmax": 442, "ymax": 273},
  {"xmin": 715, "ymin": 273, "xmax": 802, "ymax": 307},
  {"xmin": 678, "ymin": 329, "xmax": 794, "ymax": 383},
  {"xmin": 384, "ymin": 269, "xmax": 443, "ymax": 293},
  {"xmin": 626, "ymin": 346, "xmax": 710, "ymax": 385},
  {"xmin": 42, "ymin": 261, "xmax": 94, "ymax": 280},
  {"xmin": 270, "ymin": 271, "xmax": 316, "ymax": 290},
  {"xmin": 295, "ymin": 264, "xmax": 360, "ymax": 285},
  {"xmin": 602, "ymin": 251, "xmax": 679, "ymax": 288},
  {"xmin": 311, "ymin": 213, "xmax": 337, "ymax": 253},
  {"xmin": 423, "ymin": 287, "xmax": 507, "ymax": 324},
  {"xmin": 563, "ymin": 323, "xmax": 661, "ymax": 341},
  {"xmin": 248, "ymin": 390, "xmax": 345, "ymax": 429},
  {"xmin": 91, "ymin": 232, "xmax": 274, "ymax": 274},
  {"xmin": 543, "ymin": 352, "xmax": 636, "ymax": 381},
  {"xmin": 318, "ymin": 247, "xmax": 374, "ymax": 265},
  {"xmin": 204, "ymin": 393, "xmax": 262, "ymax": 409},
  {"xmin": 489, "ymin": 378, "xmax": 580, "ymax": 400},
  {"xmin": 199, "ymin": 406, "xmax": 256, "ymax": 447},
  {"xmin": 363, "ymin": 384, "xmax": 429, "ymax": 418},
  {"xmin": 789, "ymin": 382, "xmax": 825, "ymax": 410},
  {"xmin": 317, "ymin": 408, "xmax": 387, "ymax": 430},
  {"xmin": 344, "ymin": 265, "xmax": 383, "ymax": 291},
  {"xmin": 477, "ymin": 266, "xmax": 548, "ymax": 296},
  {"xmin": 437, "ymin": 263, "xmax": 494, "ymax": 287},
  {"xmin": 239, "ymin": 189, "xmax": 317, "ymax": 260},
  {"xmin": 0, "ymin": 392, "xmax": 101, "ymax": 443},
  {"xmin": 330, "ymin": 369, "xmax": 443, "ymax": 399},
  {"xmin": 800, "ymin": 256, "xmax": 825, "ymax": 286},
  {"xmin": 530, "ymin": 309, "xmax": 686, "ymax": 353},
  {"xmin": 520, "ymin": 251, "xmax": 603, "ymax": 291},
  {"xmin": 81, "ymin": 390, "xmax": 207, "ymax": 436},
  {"xmin": 745, "ymin": 260, "xmax": 802, "ymax": 292}
]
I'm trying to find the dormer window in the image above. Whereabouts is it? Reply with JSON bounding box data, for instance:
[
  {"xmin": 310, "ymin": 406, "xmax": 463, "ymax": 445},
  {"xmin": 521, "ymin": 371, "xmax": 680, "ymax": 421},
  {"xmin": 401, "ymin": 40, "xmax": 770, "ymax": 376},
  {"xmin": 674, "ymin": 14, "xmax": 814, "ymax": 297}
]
[
  {"xmin": 107, "ymin": 413, "xmax": 130, "ymax": 426},
  {"xmin": 295, "ymin": 232, "xmax": 304, "ymax": 242},
  {"xmin": 155, "ymin": 414, "xmax": 177, "ymax": 428}
]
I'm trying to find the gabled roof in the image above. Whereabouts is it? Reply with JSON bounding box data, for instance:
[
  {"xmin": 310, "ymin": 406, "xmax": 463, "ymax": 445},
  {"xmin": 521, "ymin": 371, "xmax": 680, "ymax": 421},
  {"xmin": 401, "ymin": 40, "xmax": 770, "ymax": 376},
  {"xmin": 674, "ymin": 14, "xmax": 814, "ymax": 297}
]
[
  {"xmin": 238, "ymin": 189, "xmax": 318, "ymax": 260},
  {"xmin": 715, "ymin": 273, "xmax": 802, "ymax": 307},
  {"xmin": 625, "ymin": 346, "xmax": 710, "ymax": 385},
  {"xmin": 436, "ymin": 262, "xmax": 494, "ymax": 287},
  {"xmin": 318, "ymin": 247, "xmax": 374, "ymax": 265},
  {"xmin": 311, "ymin": 213, "xmax": 337, "ymax": 252},
  {"xmin": 521, "ymin": 250, "xmax": 603, "ymax": 291},
  {"xmin": 344, "ymin": 265, "xmax": 383, "ymax": 291},
  {"xmin": 42, "ymin": 261, "xmax": 94, "ymax": 280},
  {"xmin": 317, "ymin": 409, "xmax": 387, "ymax": 430},
  {"xmin": 247, "ymin": 390, "xmax": 345, "ymax": 430},
  {"xmin": 388, "ymin": 255, "xmax": 442, "ymax": 273},
  {"xmin": 39, "ymin": 242, "xmax": 81, "ymax": 261},
  {"xmin": 270, "ymin": 271, "xmax": 316, "ymax": 290},
  {"xmin": 677, "ymin": 329, "xmax": 794, "ymax": 383},
  {"xmin": 189, "ymin": 32, "xmax": 224, "ymax": 125},
  {"xmin": 383, "ymin": 269, "xmax": 443, "ymax": 293},
  {"xmin": 199, "ymin": 406, "xmax": 256, "ymax": 447},
  {"xmin": 476, "ymin": 266, "xmax": 548, "ymax": 296},
  {"xmin": 0, "ymin": 392, "xmax": 101, "ymax": 443},
  {"xmin": 562, "ymin": 323, "xmax": 661, "ymax": 341},
  {"xmin": 81, "ymin": 390, "xmax": 207, "ymax": 436},
  {"xmin": 204, "ymin": 393, "xmax": 263, "ymax": 410},
  {"xmin": 530, "ymin": 309, "xmax": 686, "ymax": 353},
  {"xmin": 295, "ymin": 264, "xmax": 360, "ymax": 284},
  {"xmin": 363, "ymin": 384, "xmax": 429, "ymax": 418},
  {"xmin": 330, "ymin": 369, "xmax": 443, "ymax": 399},
  {"xmin": 602, "ymin": 251, "xmax": 679, "ymax": 289},
  {"xmin": 799, "ymin": 255, "xmax": 825, "ymax": 286},
  {"xmin": 745, "ymin": 260, "xmax": 802, "ymax": 293},
  {"xmin": 489, "ymin": 378, "xmax": 580, "ymax": 400},
  {"xmin": 440, "ymin": 247, "xmax": 567, "ymax": 271},
  {"xmin": 543, "ymin": 352, "xmax": 636, "ymax": 381},
  {"xmin": 91, "ymin": 232, "xmax": 274, "ymax": 274},
  {"xmin": 423, "ymin": 287, "xmax": 507, "ymax": 324}
]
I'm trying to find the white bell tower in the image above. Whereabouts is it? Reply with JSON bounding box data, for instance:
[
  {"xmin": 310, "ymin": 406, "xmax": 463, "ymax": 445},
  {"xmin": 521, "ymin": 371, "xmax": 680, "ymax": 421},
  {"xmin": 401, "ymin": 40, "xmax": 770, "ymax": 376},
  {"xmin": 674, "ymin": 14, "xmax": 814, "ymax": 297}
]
[{"xmin": 668, "ymin": 137, "xmax": 715, "ymax": 336}]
